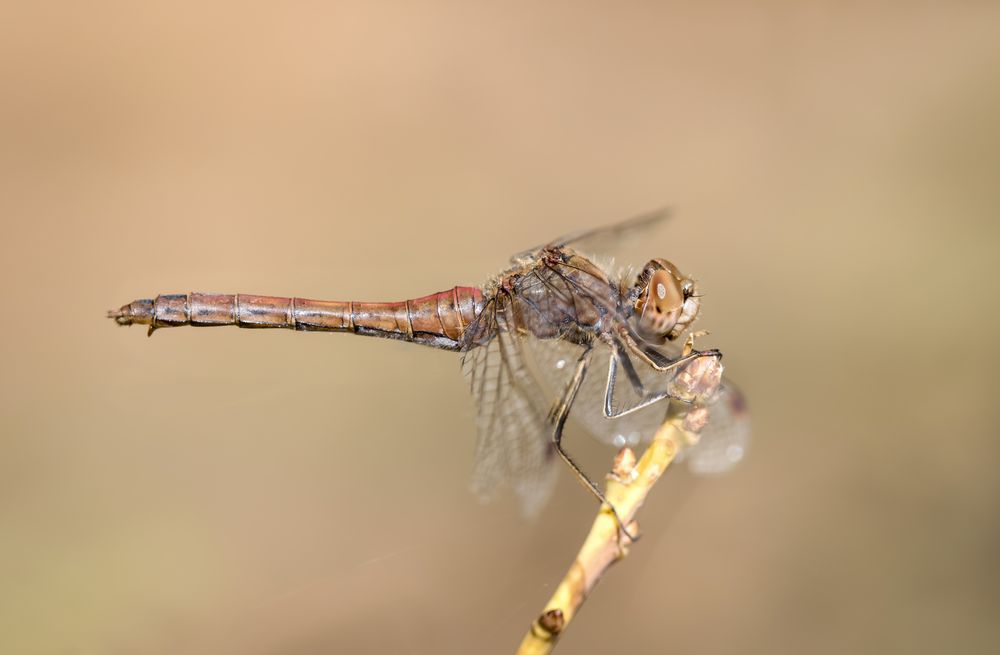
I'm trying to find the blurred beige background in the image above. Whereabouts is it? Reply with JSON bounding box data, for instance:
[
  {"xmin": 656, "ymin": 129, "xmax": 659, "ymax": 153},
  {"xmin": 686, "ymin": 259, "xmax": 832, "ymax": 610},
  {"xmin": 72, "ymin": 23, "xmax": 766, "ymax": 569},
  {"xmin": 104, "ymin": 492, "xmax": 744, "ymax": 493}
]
[{"xmin": 2, "ymin": 2, "xmax": 999, "ymax": 654}]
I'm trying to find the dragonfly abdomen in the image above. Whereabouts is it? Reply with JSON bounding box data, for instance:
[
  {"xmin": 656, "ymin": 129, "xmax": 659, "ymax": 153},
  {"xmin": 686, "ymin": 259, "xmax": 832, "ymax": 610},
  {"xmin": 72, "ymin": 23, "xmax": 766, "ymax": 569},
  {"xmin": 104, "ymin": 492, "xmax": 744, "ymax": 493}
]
[{"xmin": 109, "ymin": 287, "xmax": 483, "ymax": 350}]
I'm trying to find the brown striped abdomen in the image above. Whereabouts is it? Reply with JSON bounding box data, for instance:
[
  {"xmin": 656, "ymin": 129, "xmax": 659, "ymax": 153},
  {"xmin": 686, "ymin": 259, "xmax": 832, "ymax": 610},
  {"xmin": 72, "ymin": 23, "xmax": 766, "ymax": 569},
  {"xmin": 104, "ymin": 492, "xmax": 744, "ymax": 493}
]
[{"xmin": 109, "ymin": 287, "xmax": 484, "ymax": 351}]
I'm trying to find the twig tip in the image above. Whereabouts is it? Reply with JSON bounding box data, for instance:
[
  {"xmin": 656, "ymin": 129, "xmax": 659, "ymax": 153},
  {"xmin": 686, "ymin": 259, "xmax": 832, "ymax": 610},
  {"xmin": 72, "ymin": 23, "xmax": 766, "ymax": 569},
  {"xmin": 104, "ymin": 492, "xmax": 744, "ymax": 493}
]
[{"xmin": 611, "ymin": 447, "xmax": 637, "ymax": 479}]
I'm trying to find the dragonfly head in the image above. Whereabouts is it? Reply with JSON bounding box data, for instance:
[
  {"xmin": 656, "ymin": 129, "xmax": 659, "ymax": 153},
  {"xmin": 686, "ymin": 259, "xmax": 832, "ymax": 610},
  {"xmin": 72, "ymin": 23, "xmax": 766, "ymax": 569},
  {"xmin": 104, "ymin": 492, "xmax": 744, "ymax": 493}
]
[{"xmin": 632, "ymin": 258, "xmax": 700, "ymax": 342}]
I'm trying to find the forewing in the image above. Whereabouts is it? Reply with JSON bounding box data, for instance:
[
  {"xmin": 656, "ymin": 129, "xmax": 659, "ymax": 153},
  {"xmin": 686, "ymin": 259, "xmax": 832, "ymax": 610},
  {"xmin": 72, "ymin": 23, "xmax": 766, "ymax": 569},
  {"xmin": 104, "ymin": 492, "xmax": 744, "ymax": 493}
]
[
  {"xmin": 571, "ymin": 345, "xmax": 675, "ymax": 447},
  {"xmin": 678, "ymin": 378, "xmax": 751, "ymax": 474},
  {"xmin": 568, "ymin": 343, "xmax": 751, "ymax": 475},
  {"xmin": 511, "ymin": 208, "xmax": 670, "ymax": 265},
  {"xmin": 553, "ymin": 207, "xmax": 670, "ymax": 251}
]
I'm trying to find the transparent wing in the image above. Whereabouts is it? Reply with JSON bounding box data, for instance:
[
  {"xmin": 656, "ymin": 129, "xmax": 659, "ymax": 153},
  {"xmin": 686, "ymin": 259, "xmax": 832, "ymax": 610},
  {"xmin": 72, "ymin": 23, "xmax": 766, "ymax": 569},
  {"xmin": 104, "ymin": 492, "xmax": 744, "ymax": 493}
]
[
  {"xmin": 461, "ymin": 253, "xmax": 618, "ymax": 516},
  {"xmin": 511, "ymin": 208, "xmax": 670, "ymax": 265},
  {"xmin": 570, "ymin": 344, "xmax": 673, "ymax": 448},
  {"xmin": 547, "ymin": 341, "xmax": 752, "ymax": 475},
  {"xmin": 552, "ymin": 207, "xmax": 671, "ymax": 251},
  {"xmin": 677, "ymin": 378, "xmax": 751, "ymax": 474},
  {"xmin": 461, "ymin": 293, "xmax": 578, "ymax": 517}
]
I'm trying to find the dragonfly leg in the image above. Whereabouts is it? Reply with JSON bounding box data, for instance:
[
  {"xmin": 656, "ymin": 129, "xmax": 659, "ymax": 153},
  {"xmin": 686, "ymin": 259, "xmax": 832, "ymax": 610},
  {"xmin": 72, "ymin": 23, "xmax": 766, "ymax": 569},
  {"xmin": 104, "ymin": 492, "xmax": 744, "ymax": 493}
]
[
  {"xmin": 603, "ymin": 335, "xmax": 729, "ymax": 418},
  {"xmin": 682, "ymin": 330, "xmax": 711, "ymax": 356},
  {"xmin": 602, "ymin": 350, "xmax": 674, "ymax": 419},
  {"xmin": 549, "ymin": 348, "xmax": 639, "ymax": 543},
  {"xmin": 640, "ymin": 343, "xmax": 718, "ymax": 373},
  {"xmin": 619, "ymin": 325, "xmax": 720, "ymax": 373}
]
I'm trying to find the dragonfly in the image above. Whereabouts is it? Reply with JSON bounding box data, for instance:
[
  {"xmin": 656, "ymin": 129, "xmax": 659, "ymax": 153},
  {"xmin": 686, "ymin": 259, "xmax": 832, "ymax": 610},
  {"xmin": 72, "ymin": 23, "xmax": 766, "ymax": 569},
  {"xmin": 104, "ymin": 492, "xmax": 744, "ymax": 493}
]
[{"xmin": 109, "ymin": 211, "xmax": 749, "ymax": 529}]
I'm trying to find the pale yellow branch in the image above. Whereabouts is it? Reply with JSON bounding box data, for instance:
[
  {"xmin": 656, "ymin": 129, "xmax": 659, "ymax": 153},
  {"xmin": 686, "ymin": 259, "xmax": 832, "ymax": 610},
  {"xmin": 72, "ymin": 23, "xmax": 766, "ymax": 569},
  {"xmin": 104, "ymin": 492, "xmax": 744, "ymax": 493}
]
[{"xmin": 515, "ymin": 408, "xmax": 708, "ymax": 655}]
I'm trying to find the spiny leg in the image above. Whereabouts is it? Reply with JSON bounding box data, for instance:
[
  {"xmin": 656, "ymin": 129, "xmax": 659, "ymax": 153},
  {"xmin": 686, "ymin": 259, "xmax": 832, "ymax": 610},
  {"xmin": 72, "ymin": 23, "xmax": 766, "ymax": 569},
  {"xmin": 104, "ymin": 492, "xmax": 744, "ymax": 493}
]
[
  {"xmin": 603, "ymin": 349, "xmax": 673, "ymax": 419},
  {"xmin": 549, "ymin": 347, "xmax": 639, "ymax": 542},
  {"xmin": 603, "ymin": 335, "xmax": 724, "ymax": 418},
  {"xmin": 618, "ymin": 324, "xmax": 720, "ymax": 373}
]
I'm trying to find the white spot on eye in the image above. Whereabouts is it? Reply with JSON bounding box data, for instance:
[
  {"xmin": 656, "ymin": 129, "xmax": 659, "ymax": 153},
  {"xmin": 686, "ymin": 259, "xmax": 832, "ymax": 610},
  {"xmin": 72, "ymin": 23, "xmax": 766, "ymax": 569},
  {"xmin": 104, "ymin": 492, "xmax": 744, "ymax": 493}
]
[
  {"xmin": 656, "ymin": 283, "xmax": 667, "ymax": 299},
  {"xmin": 726, "ymin": 445, "xmax": 745, "ymax": 462},
  {"xmin": 613, "ymin": 434, "xmax": 626, "ymax": 447},
  {"xmin": 555, "ymin": 359, "xmax": 566, "ymax": 370}
]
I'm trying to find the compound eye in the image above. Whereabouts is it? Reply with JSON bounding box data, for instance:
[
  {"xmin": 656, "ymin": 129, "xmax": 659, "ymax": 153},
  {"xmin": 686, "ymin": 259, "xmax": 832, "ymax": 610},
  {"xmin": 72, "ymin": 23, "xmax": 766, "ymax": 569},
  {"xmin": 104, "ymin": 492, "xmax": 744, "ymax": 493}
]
[
  {"xmin": 650, "ymin": 270, "xmax": 683, "ymax": 314},
  {"xmin": 634, "ymin": 269, "xmax": 684, "ymax": 340}
]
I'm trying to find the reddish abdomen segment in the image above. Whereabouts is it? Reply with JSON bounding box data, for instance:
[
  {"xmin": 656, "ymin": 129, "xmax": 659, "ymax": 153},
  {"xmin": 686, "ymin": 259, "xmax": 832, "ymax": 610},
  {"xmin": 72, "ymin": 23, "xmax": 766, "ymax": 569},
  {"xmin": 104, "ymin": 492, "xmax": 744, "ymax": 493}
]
[{"xmin": 109, "ymin": 287, "xmax": 484, "ymax": 351}]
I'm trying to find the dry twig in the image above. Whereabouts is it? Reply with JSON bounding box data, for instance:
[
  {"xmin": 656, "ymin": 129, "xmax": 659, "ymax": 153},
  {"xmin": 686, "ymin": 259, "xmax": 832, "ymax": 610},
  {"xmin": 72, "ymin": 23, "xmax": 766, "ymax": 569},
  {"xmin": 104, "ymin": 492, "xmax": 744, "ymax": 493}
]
[{"xmin": 514, "ymin": 353, "xmax": 721, "ymax": 655}]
